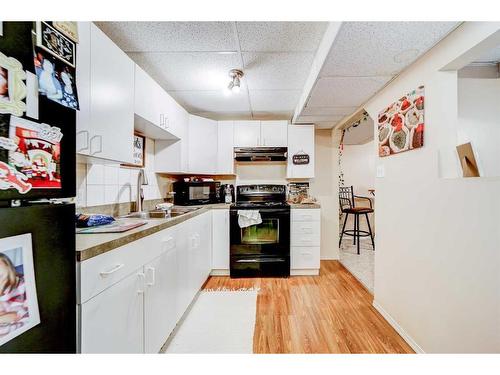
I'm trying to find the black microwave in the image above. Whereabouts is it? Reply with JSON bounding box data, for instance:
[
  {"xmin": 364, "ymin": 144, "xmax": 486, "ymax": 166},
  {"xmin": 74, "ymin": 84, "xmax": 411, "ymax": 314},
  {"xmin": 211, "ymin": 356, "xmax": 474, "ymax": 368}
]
[{"xmin": 173, "ymin": 181, "xmax": 221, "ymax": 206}]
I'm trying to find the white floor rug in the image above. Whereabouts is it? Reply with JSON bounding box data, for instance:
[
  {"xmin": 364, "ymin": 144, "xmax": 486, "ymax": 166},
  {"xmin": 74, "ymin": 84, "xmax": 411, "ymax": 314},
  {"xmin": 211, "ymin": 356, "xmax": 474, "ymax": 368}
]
[
  {"xmin": 339, "ymin": 237, "xmax": 375, "ymax": 293},
  {"xmin": 165, "ymin": 290, "xmax": 258, "ymax": 354}
]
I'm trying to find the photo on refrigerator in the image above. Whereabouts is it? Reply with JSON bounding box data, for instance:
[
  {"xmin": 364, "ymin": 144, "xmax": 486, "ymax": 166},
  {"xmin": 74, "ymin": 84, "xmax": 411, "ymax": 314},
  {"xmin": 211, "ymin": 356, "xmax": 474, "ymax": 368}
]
[{"xmin": 0, "ymin": 233, "xmax": 40, "ymax": 347}]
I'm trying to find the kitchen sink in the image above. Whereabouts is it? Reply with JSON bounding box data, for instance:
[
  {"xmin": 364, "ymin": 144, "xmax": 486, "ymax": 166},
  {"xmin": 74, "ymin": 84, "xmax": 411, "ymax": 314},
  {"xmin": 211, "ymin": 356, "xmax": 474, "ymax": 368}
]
[{"xmin": 121, "ymin": 206, "xmax": 201, "ymax": 219}]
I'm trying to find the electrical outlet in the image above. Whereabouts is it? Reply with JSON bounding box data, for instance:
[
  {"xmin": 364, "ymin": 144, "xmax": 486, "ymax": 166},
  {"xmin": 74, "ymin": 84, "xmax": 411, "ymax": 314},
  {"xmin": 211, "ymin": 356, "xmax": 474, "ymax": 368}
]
[{"xmin": 376, "ymin": 165, "xmax": 385, "ymax": 178}]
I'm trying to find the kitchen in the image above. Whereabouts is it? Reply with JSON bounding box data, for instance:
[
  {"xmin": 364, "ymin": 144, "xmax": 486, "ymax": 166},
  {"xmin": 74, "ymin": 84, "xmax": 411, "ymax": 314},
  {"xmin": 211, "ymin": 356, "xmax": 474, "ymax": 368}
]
[{"xmin": 1, "ymin": 7, "xmax": 500, "ymax": 367}]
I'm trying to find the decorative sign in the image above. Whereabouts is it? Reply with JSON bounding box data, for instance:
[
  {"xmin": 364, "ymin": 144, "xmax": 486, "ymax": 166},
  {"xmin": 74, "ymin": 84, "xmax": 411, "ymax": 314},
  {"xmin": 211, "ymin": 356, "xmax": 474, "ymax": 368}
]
[
  {"xmin": 52, "ymin": 21, "xmax": 79, "ymax": 43},
  {"xmin": 292, "ymin": 152, "xmax": 310, "ymax": 165},
  {"xmin": 378, "ymin": 86, "xmax": 424, "ymax": 157},
  {"xmin": 0, "ymin": 233, "xmax": 41, "ymax": 347},
  {"xmin": 123, "ymin": 133, "xmax": 146, "ymax": 168}
]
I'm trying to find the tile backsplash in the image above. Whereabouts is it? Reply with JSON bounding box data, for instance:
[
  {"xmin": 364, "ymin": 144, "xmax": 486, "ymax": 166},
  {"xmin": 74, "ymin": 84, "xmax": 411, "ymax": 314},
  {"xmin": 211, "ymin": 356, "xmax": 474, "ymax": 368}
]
[{"xmin": 76, "ymin": 138, "xmax": 171, "ymax": 208}]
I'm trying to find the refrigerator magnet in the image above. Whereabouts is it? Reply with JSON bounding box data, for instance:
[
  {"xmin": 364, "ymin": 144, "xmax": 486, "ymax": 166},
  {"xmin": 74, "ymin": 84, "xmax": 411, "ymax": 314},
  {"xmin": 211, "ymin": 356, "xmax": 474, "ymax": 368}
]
[
  {"xmin": 0, "ymin": 233, "xmax": 41, "ymax": 347},
  {"xmin": 0, "ymin": 52, "xmax": 27, "ymax": 117}
]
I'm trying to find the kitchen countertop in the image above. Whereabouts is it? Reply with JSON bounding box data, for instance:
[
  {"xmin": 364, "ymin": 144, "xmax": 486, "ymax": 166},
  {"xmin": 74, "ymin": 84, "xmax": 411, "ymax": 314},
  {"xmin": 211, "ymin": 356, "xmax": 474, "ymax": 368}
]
[{"xmin": 76, "ymin": 203, "xmax": 231, "ymax": 262}]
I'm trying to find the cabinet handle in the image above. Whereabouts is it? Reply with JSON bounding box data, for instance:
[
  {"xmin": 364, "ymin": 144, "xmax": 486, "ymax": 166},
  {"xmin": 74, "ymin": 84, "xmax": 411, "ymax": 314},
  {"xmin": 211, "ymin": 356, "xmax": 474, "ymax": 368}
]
[
  {"xmin": 146, "ymin": 266, "xmax": 155, "ymax": 287},
  {"xmin": 137, "ymin": 272, "xmax": 146, "ymax": 294},
  {"xmin": 99, "ymin": 263, "xmax": 124, "ymax": 277},
  {"xmin": 300, "ymin": 215, "xmax": 313, "ymax": 221},
  {"xmin": 300, "ymin": 227, "xmax": 314, "ymax": 234},
  {"xmin": 160, "ymin": 114, "xmax": 164, "ymax": 127},
  {"xmin": 77, "ymin": 130, "xmax": 89, "ymax": 152},
  {"xmin": 90, "ymin": 135, "xmax": 103, "ymax": 155}
]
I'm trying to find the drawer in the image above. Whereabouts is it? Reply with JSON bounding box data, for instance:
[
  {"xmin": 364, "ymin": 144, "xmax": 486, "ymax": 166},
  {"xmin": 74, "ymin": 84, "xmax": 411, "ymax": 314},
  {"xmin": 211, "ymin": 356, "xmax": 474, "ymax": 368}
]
[
  {"xmin": 291, "ymin": 246, "xmax": 320, "ymax": 269},
  {"xmin": 79, "ymin": 226, "xmax": 176, "ymax": 304},
  {"xmin": 291, "ymin": 209, "xmax": 320, "ymax": 222},
  {"xmin": 291, "ymin": 222, "xmax": 320, "ymax": 247}
]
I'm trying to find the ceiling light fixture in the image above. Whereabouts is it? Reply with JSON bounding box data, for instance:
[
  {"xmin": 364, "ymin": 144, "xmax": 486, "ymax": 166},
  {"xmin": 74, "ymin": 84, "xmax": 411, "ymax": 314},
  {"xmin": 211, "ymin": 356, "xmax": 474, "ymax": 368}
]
[{"xmin": 227, "ymin": 69, "xmax": 244, "ymax": 94}]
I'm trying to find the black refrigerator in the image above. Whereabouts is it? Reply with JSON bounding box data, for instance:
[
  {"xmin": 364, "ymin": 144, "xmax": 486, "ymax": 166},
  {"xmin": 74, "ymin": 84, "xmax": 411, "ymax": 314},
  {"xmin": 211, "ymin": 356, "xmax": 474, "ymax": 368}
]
[{"xmin": 0, "ymin": 22, "xmax": 77, "ymax": 353}]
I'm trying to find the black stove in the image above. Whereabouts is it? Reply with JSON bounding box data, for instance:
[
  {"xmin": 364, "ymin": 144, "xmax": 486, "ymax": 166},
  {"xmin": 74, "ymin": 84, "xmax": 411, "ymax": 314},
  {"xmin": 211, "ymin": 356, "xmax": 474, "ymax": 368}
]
[{"xmin": 229, "ymin": 185, "xmax": 290, "ymax": 278}]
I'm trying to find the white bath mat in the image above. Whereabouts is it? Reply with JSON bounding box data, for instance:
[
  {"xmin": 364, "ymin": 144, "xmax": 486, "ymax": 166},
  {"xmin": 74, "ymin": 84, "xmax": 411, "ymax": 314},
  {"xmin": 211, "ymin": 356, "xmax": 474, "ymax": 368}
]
[{"xmin": 165, "ymin": 290, "xmax": 258, "ymax": 353}]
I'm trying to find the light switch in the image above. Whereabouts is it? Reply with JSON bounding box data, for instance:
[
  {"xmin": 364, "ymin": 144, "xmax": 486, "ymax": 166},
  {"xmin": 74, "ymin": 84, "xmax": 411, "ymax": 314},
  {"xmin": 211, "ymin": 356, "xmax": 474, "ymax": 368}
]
[{"xmin": 376, "ymin": 165, "xmax": 385, "ymax": 178}]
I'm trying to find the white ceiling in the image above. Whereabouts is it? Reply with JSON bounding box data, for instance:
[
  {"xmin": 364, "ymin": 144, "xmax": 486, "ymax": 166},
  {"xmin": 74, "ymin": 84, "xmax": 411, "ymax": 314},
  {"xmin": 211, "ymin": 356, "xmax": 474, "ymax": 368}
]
[
  {"xmin": 95, "ymin": 22, "xmax": 327, "ymax": 120},
  {"xmin": 294, "ymin": 22, "xmax": 460, "ymax": 129}
]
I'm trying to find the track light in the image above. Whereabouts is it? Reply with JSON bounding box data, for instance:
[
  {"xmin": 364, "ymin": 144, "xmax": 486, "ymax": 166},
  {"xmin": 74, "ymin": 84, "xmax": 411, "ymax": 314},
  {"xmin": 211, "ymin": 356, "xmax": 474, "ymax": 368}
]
[{"xmin": 227, "ymin": 69, "xmax": 243, "ymax": 94}]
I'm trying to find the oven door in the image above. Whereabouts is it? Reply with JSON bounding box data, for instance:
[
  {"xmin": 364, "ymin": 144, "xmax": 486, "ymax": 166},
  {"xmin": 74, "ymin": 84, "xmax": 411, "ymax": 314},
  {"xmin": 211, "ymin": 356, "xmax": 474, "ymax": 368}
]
[{"xmin": 230, "ymin": 208, "xmax": 290, "ymax": 257}]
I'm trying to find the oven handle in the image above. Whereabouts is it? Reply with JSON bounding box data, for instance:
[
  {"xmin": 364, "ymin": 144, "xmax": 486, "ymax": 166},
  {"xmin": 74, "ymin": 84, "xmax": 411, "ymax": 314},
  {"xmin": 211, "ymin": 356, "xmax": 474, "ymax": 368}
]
[
  {"xmin": 235, "ymin": 258, "xmax": 287, "ymax": 263},
  {"xmin": 230, "ymin": 208, "xmax": 290, "ymax": 214}
]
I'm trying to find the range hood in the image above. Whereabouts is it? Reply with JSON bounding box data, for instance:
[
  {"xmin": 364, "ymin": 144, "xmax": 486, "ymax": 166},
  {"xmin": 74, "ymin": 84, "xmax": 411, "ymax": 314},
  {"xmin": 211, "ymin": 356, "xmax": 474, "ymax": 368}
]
[{"xmin": 234, "ymin": 147, "xmax": 288, "ymax": 162}]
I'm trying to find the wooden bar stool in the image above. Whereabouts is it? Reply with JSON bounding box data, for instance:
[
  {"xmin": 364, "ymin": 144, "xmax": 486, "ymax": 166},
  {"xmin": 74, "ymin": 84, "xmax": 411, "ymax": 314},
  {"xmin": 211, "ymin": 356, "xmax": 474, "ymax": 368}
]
[{"xmin": 339, "ymin": 186, "xmax": 375, "ymax": 254}]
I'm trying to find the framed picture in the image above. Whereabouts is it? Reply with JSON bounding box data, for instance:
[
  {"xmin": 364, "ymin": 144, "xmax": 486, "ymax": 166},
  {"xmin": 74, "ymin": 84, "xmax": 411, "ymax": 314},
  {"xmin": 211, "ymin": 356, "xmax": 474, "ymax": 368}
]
[
  {"xmin": 35, "ymin": 22, "xmax": 75, "ymax": 67},
  {"xmin": 378, "ymin": 86, "xmax": 424, "ymax": 157},
  {"xmin": 34, "ymin": 46, "xmax": 79, "ymax": 110},
  {"xmin": 0, "ymin": 52, "xmax": 27, "ymax": 117},
  {"xmin": 0, "ymin": 233, "xmax": 41, "ymax": 347},
  {"xmin": 123, "ymin": 133, "xmax": 146, "ymax": 168}
]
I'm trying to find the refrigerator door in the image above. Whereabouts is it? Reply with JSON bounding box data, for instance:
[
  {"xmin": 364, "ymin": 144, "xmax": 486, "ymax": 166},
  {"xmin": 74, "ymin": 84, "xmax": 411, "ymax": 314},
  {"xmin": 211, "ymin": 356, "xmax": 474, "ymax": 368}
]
[
  {"xmin": 0, "ymin": 22, "xmax": 76, "ymax": 201},
  {"xmin": 0, "ymin": 203, "xmax": 76, "ymax": 353}
]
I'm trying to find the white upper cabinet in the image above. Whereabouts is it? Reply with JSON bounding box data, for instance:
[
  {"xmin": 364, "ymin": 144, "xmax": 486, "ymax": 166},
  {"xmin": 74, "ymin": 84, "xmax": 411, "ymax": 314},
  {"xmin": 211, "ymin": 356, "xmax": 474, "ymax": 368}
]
[
  {"xmin": 134, "ymin": 64, "xmax": 186, "ymax": 140},
  {"xmin": 217, "ymin": 121, "xmax": 234, "ymax": 174},
  {"xmin": 234, "ymin": 120, "xmax": 288, "ymax": 147},
  {"xmin": 234, "ymin": 121, "xmax": 261, "ymax": 147},
  {"xmin": 260, "ymin": 121, "xmax": 288, "ymax": 147},
  {"xmin": 287, "ymin": 125, "xmax": 315, "ymax": 179},
  {"xmin": 76, "ymin": 22, "xmax": 91, "ymax": 156},
  {"xmin": 188, "ymin": 115, "xmax": 218, "ymax": 174},
  {"xmin": 88, "ymin": 23, "xmax": 134, "ymax": 164}
]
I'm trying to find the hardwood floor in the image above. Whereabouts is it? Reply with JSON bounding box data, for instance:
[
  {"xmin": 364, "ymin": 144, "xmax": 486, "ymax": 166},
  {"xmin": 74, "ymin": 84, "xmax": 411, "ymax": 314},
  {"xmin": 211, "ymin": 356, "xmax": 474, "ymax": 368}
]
[{"xmin": 203, "ymin": 260, "xmax": 414, "ymax": 354}]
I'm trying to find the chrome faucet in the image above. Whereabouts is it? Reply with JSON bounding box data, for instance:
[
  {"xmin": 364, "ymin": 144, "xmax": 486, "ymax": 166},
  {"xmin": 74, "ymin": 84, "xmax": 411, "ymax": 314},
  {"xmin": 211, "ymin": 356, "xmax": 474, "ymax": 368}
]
[{"xmin": 136, "ymin": 169, "xmax": 149, "ymax": 213}]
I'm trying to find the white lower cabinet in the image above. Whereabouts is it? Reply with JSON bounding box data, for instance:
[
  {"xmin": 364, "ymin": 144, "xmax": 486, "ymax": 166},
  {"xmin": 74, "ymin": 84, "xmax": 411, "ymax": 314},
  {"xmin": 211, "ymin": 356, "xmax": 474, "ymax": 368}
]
[
  {"xmin": 144, "ymin": 236, "xmax": 178, "ymax": 353},
  {"xmin": 80, "ymin": 269, "xmax": 144, "ymax": 353},
  {"xmin": 211, "ymin": 210, "xmax": 230, "ymax": 273},
  {"xmin": 290, "ymin": 208, "xmax": 321, "ymax": 275},
  {"xmin": 79, "ymin": 213, "xmax": 212, "ymax": 353}
]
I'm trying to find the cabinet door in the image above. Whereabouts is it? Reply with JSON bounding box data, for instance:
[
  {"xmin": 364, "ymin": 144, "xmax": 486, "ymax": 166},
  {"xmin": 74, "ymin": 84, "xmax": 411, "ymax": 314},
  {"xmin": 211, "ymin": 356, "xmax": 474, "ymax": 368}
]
[
  {"xmin": 76, "ymin": 22, "xmax": 91, "ymax": 156},
  {"xmin": 89, "ymin": 23, "xmax": 134, "ymax": 164},
  {"xmin": 234, "ymin": 121, "xmax": 261, "ymax": 147},
  {"xmin": 80, "ymin": 270, "xmax": 144, "ymax": 353},
  {"xmin": 175, "ymin": 221, "xmax": 192, "ymax": 317},
  {"xmin": 144, "ymin": 235, "xmax": 178, "ymax": 353},
  {"xmin": 212, "ymin": 210, "xmax": 230, "ymax": 270},
  {"xmin": 261, "ymin": 121, "xmax": 288, "ymax": 147},
  {"xmin": 134, "ymin": 64, "xmax": 161, "ymax": 126},
  {"xmin": 188, "ymin": 115, "xmax": 218, "ymax": 174},
  {"xmin": 287, "ymin": 125, "xmax": 315, "ymax": 178},
  {"xmin": 217, "ymin": 121, "xmax": 234, "ymax": 174}
]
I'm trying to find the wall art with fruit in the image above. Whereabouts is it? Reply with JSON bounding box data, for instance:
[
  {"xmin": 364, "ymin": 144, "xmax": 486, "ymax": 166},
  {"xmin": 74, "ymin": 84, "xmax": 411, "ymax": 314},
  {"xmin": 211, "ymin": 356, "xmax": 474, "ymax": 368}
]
[{"xmin": 377, "ymin": 86, "xmax": 424, "ymax": 157}]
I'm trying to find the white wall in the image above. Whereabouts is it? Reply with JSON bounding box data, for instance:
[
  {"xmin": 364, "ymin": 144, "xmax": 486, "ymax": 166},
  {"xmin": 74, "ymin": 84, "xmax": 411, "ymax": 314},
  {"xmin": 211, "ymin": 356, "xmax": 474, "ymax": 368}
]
[
  {"xmin": 342, "ymin": 140, "xmax": 376, "ymax": 197},
  {"xmin": 76, "ymin": 137, "xmax": 169, "ymax": 208},
  {"xmin": 456, "ymin": 78, "xmax": 500, "ymax": 177},
  {"xmin": 309, "ymin": 129, "xmax": 340, "ymax": 260},
  {"xmin": 364, "ymin": 22, "xmax": 500, "ymax": 353}
]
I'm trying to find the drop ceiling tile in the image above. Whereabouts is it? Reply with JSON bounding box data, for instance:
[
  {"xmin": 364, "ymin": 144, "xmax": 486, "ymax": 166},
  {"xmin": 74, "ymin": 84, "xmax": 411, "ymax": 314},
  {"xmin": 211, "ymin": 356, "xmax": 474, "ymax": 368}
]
[
  {"xmin": 95, "ymin": 22, "xmax": 238, "ymax": 52},
  {"xmin": 296, "ymin": 115, "xmax": 345, "ymax": 123},
  {"xmin": 243, "ymin": 52, "xmax": 314, "ymax": 90},
  {"xmin": 168, "ymin": 90, "xmax": 250, "ymax": 113},
  {"xmin": 128, "ymin": 52, "xmax": 242, "ymax": 91},
  {"xmin": 308, "ymin": 76, "xmax": 392, "ymax": 107},
  {"xmin": 193, "ymin": 112, "xmax": 253, "ymax": 121},
  {"xmin": 302, "ymin": 106, "xmax": 358, "ymax": 115},
  {"xmin": 321, "ymin": 22, "xmax": 459, "ymax": 77},
  {"xmin": 236, "ymin": 22, "xmax": 328, "ymax": 52},
  {"xmin": 249, "ymin": 90, "xmax": 301, "ymax": 112}
]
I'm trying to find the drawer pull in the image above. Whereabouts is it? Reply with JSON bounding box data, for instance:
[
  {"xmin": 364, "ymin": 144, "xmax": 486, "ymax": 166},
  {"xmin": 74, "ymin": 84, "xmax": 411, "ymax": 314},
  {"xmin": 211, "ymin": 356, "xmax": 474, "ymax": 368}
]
[
  {"xmin": 137, "ymin": 272, "xmax": 146, "ymax": 294},
  {"xmin": 146, "ymin": 266, "xmax": 156, "ymax": 287},
  {"xmin": 300, "ymin": 215, "xmax": 313, "ymax": 220},
  {"xmin": 99, "ymin": 263, "xmax": 124, "ymax": 277},
  {"xmin": 300, "ymin": 228, "xmax": 313, "ymax": 234}
]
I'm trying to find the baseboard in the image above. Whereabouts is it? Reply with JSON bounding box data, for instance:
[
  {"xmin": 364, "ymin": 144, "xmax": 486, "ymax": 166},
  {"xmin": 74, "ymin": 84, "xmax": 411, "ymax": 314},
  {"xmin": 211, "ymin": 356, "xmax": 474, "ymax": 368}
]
[
  {"xmin": 320, "ymin": 256, "xmax": 339, "ymax": 260},
  {"xmin": 210, "ymin": 269, "xmax": 230, "ymax": 276},
  {"xmin": 290, "ymin": 269, "xmax": 319, "ymax": 276},
  {"xmin": 372, "ymin": 300, "xmax": 425, "ymax": 354}
]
